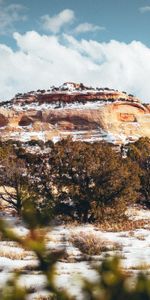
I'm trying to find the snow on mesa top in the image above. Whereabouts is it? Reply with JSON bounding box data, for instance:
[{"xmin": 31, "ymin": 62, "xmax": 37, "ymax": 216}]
[
  {"xmin": 12, "ymin": 82, "xmax": 141, "ymax": 103},
  {"xmin": 0, "ymin": 82, "xmax": 149, "ymax": 144}
]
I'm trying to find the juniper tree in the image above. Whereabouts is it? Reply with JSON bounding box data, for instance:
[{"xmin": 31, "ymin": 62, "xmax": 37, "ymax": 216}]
[
  {"xmin": 49, "ymin": 139, "xmax": 140, "ymax": 222},
  {"xmin": 0, "ymin": 145, "xmax": 30, "ymax": 214},
  {"xmin": 127, "ymin": 137, "xmax": 150, "ymax": 206}
]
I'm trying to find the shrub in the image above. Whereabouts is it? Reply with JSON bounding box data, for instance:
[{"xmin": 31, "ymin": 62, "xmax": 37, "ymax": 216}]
[
  {"xmin": 127, "ymin": 137, "xmax": 150, "ymax": 207},
  {"xmin": 0, "ymin": 138, "xmax": 141, "ymax": 222},
  {"xmin": 50, "ymin": 139, "xmax": 140, "ymax": 222},
  {"xmin": 70, "ymin": 232, "xmax": 122, "ymax": 256}
]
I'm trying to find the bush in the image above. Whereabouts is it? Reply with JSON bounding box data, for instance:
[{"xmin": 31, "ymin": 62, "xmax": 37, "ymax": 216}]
[
  {"xmin": 70, "ymin": 232, "xmax": 122, "ymax": 255},
  {"xmin": 0, "ymin": 139, "xmax": 141, "ymax": 222},
  {"xmin": 50, "ymin": 139, "xmax": 140, "ymax": 222},
  {"xmin": 127, "ymin": 137, "xmax": 150, "ymax": 207}
]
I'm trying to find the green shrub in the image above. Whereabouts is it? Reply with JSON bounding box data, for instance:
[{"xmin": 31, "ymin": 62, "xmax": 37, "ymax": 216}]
[{"xmin": 127, "ymin": 137, "xmax": 150, "ymax": 207}]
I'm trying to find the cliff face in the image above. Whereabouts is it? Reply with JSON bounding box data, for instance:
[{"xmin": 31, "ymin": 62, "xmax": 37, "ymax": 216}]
[{"xmin": 0, "ymin": 82, "xmax": 150, "ymax": 144}]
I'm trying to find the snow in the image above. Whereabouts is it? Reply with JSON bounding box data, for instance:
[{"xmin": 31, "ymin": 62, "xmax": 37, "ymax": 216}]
[
  {"xmin": 52, "ymin": 136, "xmax": 61, "ymax": 144},
  {"xmin": 3, "ymin": 125, "xmax": 141, "ymax": 145},
  {"xmin": 7, "ymin": 128, "xmax": 140, "ymax": 144},
  {"xmin": 11, "ymin": 101, "xmax": 106, "ymax": 112},
  {"xmin": 19, "ymin": 274, "xmax": 46, "ymax": 291},
  {"xmin": 12, "ymin": 82, "xmax": 133, "ymax": 99},
  {"xmin": 1, "ymin": 83, "xmax": 143, "ymax": 147},
  {"xmin": 0, "ymin": 257, "xmax": 37, "ymax": 271},
  {"xmin": 58, "ymin": 129, "xmax": 139, "ymax": 144},
  {"xmin": 10, "ymin": 131, "xmax": 47, "ymax": 142},
  {"xmin": 60, "ymin": 82, "xmax": 77, "ymax": 92},
  {"xmin": 128, "ymin": 207, "xmax": 150, "ymax": 220},
  {"xmin": 59, "ymin": 101, "xmax": 106, "ymax": 110},
  {"xmin": 12, "ymin": 102, "xmax": 58, "ymax": 112},
  {"xmin": 1, "ymin": 207, "xmax": 150, "ymax": 297}
]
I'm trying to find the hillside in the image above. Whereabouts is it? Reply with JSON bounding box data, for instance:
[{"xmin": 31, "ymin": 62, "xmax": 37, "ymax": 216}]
[{"xmin": 0, "ymin": 82, "xmax": 150, "ymax": 144}]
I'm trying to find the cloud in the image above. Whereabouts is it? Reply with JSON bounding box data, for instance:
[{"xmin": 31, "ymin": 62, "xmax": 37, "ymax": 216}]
[
  {"xmin": 41, "ymin": 9, "xmax": 75, "ymax": 33},
  {"xmin": 74, "ymin": 22, "xmax": 105, "ymax": 34},
  {"xmin": 139, "ymin": 6, "xmax": 150, "ymax": 13},
  {"xmin": 0, "ymin": 31, "xmax": 150, "ymax": 102},
  {"xmin": 0, "ymin": 2, "xmax": 26, "ymax": 35}
]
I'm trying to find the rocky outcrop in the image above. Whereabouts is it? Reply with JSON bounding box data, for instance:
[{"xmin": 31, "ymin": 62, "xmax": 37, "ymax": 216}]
[
  {"xmin": 19, "ymin": 116, "xmax": 33, "ymax": 126},
  {"xmin": 0, "ymin": 83, "xmax": 149, "ymax": 144},
  {"xmin": 0, "ymin": 114, "xmax": 8, "ymax": 127}
]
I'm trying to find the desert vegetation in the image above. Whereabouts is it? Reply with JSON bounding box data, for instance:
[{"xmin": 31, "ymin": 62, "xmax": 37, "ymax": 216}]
[
  {"xmin": 127, "ymin": 137, "xmax": 150, "ymax": 207},
  {"xmin": 0, "ymin": 137, "xmax": 149, "ymax": 223},
  {"xmin": 70, "ymin": 232, "xmax": 122, "ymax": 255},
  {"xmin": 0, "ymin": 137, "xmax": 150, "ymax": 299},
  {"xmin": 1, "ymin": 208, "xmax": 150, "ymax": 299}
]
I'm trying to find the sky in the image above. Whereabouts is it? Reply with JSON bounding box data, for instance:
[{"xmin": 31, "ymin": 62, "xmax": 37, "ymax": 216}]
[{"xmin": 0, "ymin": 0, "xmax": 150, "ymax": 102}]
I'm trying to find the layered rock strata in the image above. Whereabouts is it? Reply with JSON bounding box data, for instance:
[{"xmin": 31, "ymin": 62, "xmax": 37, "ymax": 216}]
[{"xmin": 0, "ymin": 82, "xmax": 149, "ymax": 144}]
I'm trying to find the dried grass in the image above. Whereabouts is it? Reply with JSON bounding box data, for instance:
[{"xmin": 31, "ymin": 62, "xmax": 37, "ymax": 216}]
[
  {"xmin": 130, "ymin": 264, "xmax": 150, "ymax": 271},
  {"xmin": 0, "ymin": 248, "xmax": 32, "ymax": 260},
  {"xmin": 70, "ymin": 232, "xmax": 122, "ymax": 256},
  {"xmin": 96, "ymin": 219, "xmax": 150, "ymax": 232}
]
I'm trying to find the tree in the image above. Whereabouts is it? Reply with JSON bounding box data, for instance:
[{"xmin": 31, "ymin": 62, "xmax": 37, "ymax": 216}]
[
  {"xmin": 26, "ymin": 152, "xmax": 55, "ymax": 223},
  {"xmin": 0, "ymin": 143, "xmax": 54, "ymax": 223},
  {"xmin": 127, "ymin": 137, "xmax": 150, "ymax": 206},
  {"xmin": 49, "ymin": 139, "xmax": 140, "ymax": 222},
  {"xmin": 0, "ymin": 145, "xmax": 29, "ymax": 214}
]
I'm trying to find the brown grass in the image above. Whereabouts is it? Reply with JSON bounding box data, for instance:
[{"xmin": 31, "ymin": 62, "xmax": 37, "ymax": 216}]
[
  {"xmin": 70, "ymin": 232, "xmax": 122, "ymax": 256},
  {"xmin": 96, "ymin": 219, "xmax": 150, "ymax": 232},
  {"xmin": 0, "ymin": 248, "xmax": 32, "ymax": 260},
  {"xmin": 127, "ymin": 231, "xmax": 146, "ymax": 240},
  {"xmin": 129, "ymin": 264, "xmax": 150, "ymax": 271},
  {"xmin": 134, "ymin": 235, "xmax": 146, "ymax": 241}
]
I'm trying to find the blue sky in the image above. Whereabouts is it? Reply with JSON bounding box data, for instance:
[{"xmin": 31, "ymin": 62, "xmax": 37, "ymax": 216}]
[
  {"xmin": 0, "ymin": 0, "xmax": 150, "ymax": 101},
  {"xmin": 2, "ymin": 0, "xmax": 150, "ymax": 47}
]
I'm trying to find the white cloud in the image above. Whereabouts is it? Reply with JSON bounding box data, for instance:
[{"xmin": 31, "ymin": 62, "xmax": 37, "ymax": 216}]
[
  {"xmin": 74, "ymin": 22, "xmax": 105, "ymax": 34},
  {"xmin": 41, "ymin": 9, "xmax": 75, "ymax": 33},
  {"xmin": 0, "ymin": 2, "xmax": 26, "ymax": 35},
  {"xmin": 139, "ymin": 6, "xmax": 150, "ymax": 13},
  {"xmin": 0, "ymin": 31, "xmax": 150, "ymax": 102}
]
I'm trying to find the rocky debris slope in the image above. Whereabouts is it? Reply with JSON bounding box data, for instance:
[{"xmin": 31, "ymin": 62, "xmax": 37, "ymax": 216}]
[{"xmin": 0, "ymin": 82, "xmax": 150, "ymax": 144}]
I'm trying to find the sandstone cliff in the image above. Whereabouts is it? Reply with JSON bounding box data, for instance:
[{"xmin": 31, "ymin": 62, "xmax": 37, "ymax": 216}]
[{"xmin": 0, "ymin": 82, "xmax": 149, "ymax": 144}]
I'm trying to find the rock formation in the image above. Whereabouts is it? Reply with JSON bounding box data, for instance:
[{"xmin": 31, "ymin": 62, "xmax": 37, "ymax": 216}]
[{"xmin": 0, "ymin": 82, "xmax": 149, "ymax": 144}]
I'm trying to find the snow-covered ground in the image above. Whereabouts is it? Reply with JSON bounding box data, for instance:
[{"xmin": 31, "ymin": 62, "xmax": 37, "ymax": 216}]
[{"xmin": 0, "ymin": 207, "xmax": 150, "ymax": 299}]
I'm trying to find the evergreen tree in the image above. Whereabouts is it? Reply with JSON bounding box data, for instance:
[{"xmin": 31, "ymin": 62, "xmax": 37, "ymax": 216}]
[{"xmin": 127, "ymin": 137, "xmax": 150, "ymax": 206}]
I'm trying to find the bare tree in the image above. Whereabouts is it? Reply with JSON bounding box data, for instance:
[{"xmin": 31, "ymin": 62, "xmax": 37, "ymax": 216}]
[{"xmin": 0, "ymin": 146, "xmax": 29, "ymax": 214}]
